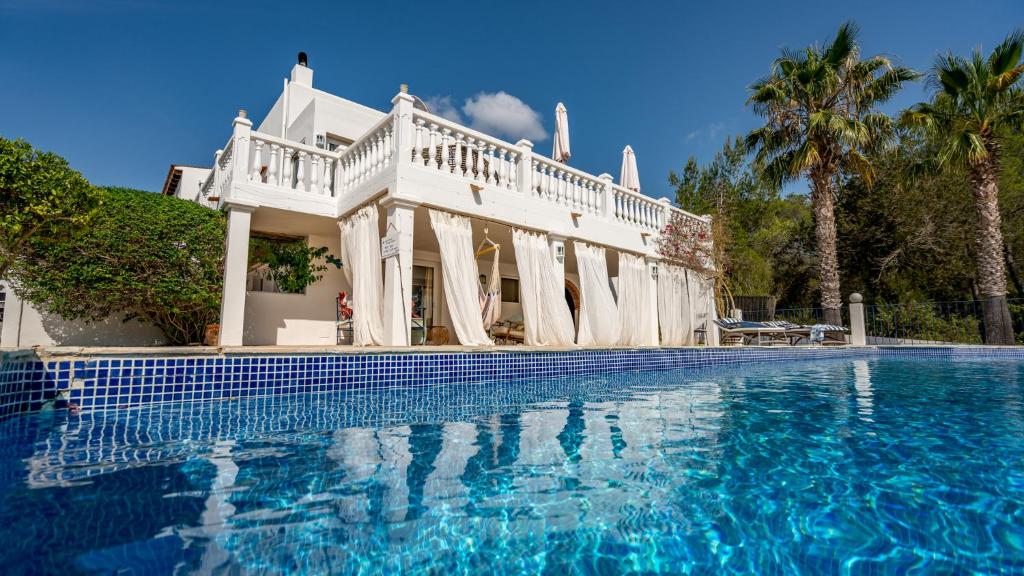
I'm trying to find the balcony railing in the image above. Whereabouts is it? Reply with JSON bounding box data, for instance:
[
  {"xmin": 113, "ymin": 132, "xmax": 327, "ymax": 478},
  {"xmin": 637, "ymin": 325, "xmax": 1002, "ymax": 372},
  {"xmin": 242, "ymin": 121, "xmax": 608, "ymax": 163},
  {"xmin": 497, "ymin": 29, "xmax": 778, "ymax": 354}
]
[{"xmin": 204, "ymin": 97, "xmax": 709, "ymax": 235}]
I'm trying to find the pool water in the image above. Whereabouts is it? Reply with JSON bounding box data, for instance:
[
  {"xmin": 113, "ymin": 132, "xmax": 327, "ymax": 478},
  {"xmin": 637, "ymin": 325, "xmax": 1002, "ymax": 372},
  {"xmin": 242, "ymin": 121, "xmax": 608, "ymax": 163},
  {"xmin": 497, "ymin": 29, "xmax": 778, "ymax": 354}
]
[{"xmin": 1, "ymin": 358, "xmax": 1023, "ymax": 574}]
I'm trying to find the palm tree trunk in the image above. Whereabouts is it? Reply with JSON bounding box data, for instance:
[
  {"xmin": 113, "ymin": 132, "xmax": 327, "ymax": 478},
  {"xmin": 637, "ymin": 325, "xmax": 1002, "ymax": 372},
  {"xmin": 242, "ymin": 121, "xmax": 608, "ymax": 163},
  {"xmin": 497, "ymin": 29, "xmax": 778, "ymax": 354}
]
[
  {"xmin": 969, "ymin": 157, "xmax": 1014, "ymax": 344},
  {"xmin": 810, "ymin": 171, "xmax": 843, "ymax": 326}
]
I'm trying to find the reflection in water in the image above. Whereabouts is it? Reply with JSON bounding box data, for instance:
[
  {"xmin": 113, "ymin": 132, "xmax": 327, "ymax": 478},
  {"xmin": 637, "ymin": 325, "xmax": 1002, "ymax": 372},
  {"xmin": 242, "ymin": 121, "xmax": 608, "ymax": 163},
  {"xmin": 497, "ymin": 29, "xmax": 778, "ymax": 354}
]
[
  {"xmin": 2, "ymin": 359, "xmax": 1024, "ymax": 574},
  {"xmin": 853, "ymin": 359, "xmax": 874, "ymax": 417},
  {"xmin": 557, "ymin": 400, "xmax": 586, "ymax": 463}
]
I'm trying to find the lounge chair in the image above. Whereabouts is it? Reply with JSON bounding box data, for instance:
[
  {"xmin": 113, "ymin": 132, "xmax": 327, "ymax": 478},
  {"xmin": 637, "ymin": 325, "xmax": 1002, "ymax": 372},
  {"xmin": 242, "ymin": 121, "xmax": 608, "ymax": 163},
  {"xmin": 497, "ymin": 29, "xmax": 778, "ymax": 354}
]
[
  {"xmin": 777, "ymin": 323, "xmax": 849, "ymax": 346},
  {"xmin": 713, "ymin": 318, "xmax": 789, "ymax": 346},
  {"xmin": 491, "ymin": 314, "xmax": 525, "ymax": 345}
]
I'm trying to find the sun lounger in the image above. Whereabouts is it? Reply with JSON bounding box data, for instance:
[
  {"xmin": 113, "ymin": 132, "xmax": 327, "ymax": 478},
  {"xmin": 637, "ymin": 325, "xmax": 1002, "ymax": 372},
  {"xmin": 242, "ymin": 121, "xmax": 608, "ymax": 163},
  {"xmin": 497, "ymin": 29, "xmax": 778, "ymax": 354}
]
[
  {"xmin": 778, "ymin": 323, "xmax": 849, "ymax": 346},
  {"xmin": 713, "ymin": 318, "xmax": 790, "ymax": 346}
]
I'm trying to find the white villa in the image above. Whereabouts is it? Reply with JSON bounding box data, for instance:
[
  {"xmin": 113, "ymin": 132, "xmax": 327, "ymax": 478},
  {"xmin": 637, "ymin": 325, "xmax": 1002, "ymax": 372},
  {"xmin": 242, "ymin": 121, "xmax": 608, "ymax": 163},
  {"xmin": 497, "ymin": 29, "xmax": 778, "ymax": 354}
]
[{"xmin": 1, "ymin": 55, "xmax": 720, "ymax": 349}]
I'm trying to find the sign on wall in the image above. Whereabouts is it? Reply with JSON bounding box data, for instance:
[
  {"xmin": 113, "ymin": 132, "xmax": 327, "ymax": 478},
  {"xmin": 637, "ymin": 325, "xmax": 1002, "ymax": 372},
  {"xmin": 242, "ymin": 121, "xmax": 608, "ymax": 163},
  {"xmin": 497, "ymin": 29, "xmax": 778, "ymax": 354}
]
[{"xmin": 380, "ymin": 232, "xmax": 401, "ymax": 260}]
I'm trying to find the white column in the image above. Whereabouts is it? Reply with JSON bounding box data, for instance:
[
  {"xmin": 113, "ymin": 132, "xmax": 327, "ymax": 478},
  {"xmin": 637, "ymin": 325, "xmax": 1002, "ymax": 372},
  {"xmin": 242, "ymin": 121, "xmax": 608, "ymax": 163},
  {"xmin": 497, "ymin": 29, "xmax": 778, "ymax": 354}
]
[
  {"xmin": 0, "ymin": 282, "xmax": 23, "ymax": 347},
  {"xmin": 515, "ymin": 139, "xmax": 534, "ymax": 194},
  {"xmin": 849, "ymin": 293, "xmax": 866, "ymax": 345},
  {"xmin": 646, "ymin": 257, "xmax": 660, "ymax": 345},
  {"xmin": 218, "ymin": 201, "xmax": 257, "ymax": 346},
  {"xmin": 225, "ymin": 111, "xmax": 252, "ymax": 204},
  {"xmin": 381, "ymin": 198, "xmax": 418, "ymax": 346},
  {"xmin": 599, "ymin": 173, "xmax": 614, "ymax": 219}
]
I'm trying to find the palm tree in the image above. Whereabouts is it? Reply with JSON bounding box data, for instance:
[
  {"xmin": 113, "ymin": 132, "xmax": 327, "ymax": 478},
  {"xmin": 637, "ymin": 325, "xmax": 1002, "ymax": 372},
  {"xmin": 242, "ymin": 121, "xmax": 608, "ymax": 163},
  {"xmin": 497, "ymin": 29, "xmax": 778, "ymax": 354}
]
[
  {"xmin": 901, "ymin": 31, "xmax": 1024, "ymax": 344},
  {"xmin": 746, "ymin": 22, "xmax": 918, "ymax": 325}
]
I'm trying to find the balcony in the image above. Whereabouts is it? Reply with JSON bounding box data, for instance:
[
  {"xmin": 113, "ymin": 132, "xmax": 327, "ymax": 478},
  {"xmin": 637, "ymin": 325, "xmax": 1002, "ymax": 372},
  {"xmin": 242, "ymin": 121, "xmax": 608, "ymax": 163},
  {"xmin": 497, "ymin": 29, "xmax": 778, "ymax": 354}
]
[{"xmin": 202, "ymin": 92, "xmax": 709, "ymax": 256}]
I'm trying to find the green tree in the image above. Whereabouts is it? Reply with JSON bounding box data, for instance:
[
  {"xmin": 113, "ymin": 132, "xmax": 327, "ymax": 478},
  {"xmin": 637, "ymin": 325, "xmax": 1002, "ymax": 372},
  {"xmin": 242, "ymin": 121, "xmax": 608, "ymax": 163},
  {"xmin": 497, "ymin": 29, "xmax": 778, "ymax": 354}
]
[
  {"xmin": 0, "ymin": 138, "xmax": 99, "ymax": 280},
  {"xmin": 745, "ymin": 22, "xmax": 918, "ymax": 324},
  {"xmin": 900, "ymin": 30, "xmax": 1024, "ymax": 343},
  {"xmin": 8, "ymin": 187, "xmax": 225, "ymax": 345},
  {"xmin": 670, "ymin": 137, "xmax": 816, "ymax": 306}
]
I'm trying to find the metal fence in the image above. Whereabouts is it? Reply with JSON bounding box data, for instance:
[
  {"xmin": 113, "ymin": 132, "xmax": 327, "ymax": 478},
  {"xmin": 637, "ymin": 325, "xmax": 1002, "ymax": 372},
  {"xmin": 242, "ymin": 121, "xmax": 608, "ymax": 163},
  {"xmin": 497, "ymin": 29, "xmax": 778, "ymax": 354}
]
[
  {"xmin": 742, "ymin": 306, "xmax": 849, "ymax": 327},
  {"xmin": 864, "ymin": 299, "xmax": 1024, "ymax": 345},
  {"xmin": 735, "ymin": 297, "xmax": 1024, "ymax": 345}
]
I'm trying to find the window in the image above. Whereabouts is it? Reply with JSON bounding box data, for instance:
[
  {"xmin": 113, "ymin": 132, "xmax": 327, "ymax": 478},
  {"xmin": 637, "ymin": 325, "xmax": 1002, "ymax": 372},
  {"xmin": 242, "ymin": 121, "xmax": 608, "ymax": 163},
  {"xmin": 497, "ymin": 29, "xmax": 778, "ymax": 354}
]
[
  {"xmin": 501, "ymin": 277, "xmax": 520, "ymax": 303},
  {"xmin": 247, "ymin": 233, "xmax": 309, "ymax": 294},
  {"xmin": 325, "ymin": 134, "xmax": 354, "ymax": 152}
]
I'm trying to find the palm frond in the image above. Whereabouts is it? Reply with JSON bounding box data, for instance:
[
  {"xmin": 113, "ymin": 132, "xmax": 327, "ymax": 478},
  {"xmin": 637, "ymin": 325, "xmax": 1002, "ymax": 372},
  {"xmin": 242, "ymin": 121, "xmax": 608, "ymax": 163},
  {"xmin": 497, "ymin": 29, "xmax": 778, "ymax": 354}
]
[
  {"xmin": 988, "ymin": 29, "xmax": 1024, "ymax": 76},
  {"xmin": 824, "ymin": 21, "xmax": 859, "ymax": 67}
]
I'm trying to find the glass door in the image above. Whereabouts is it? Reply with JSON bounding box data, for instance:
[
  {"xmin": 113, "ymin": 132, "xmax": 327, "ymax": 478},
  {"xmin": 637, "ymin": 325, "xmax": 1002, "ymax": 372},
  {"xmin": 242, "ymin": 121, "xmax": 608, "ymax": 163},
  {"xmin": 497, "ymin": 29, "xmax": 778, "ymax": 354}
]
[{"xmin": 411, "ymin": 265, "xmax": 434, "ymax": 344}]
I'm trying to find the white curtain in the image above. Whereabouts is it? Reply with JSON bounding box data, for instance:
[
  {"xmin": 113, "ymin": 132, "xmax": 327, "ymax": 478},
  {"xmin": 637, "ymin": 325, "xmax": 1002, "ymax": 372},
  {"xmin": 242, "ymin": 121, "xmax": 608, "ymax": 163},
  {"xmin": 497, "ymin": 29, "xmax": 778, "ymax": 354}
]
[
  {"xmin": 338, "ymin": 204, "xmax": 385, "ymax": 346},
  {"xmin": 574, "ymin": 242, "xmax": 620, "ymax": 346},
  {"xmin": 428, "ymin": 210, "xmax": 492, "ymax": 346},
  {"xmin": 687, "ymin": 269, "xmax": 717, "ymax": 345},
  {"xmin": 617, "ymin": 252, "xmax": 656, "ymax": 346},
  {"xmin": 512, "ymin": 229, "xmax": 576, "ymax": 346},
  {"xmin": 657, "ymin": 263, "xmax": 692, "ymax": 346}
]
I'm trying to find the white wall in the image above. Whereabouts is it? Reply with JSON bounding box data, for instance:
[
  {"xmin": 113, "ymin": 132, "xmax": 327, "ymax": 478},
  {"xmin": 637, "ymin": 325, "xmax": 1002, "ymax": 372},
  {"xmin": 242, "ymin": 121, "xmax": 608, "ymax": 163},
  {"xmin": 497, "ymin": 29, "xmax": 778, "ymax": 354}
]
[
  {"xmin": 174, "ymin": 166, "xmax": 213, "ymax": 206},
  {"xmin": 242, "ymin": 232, "xmax": 349, "ymax": 346},
  {"xmin": 0, "ymin": 283, "xmax": 166, "ymax": 347}
]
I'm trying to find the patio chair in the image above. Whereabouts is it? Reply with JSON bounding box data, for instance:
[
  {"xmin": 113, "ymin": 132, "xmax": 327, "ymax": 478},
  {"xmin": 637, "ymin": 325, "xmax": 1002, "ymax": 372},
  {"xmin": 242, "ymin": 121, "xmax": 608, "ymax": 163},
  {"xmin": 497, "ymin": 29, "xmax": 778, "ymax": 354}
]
[
  {"xmin": 712, "ymin": 318, "xmax": 789, "ymax": 346},
  {"xmin": 777, "ymin": 322, "xmax": 849, "ymax": 346},
  {"xmin": 490, "ymin": 314, "xmax": 525, "ymax": 345}
]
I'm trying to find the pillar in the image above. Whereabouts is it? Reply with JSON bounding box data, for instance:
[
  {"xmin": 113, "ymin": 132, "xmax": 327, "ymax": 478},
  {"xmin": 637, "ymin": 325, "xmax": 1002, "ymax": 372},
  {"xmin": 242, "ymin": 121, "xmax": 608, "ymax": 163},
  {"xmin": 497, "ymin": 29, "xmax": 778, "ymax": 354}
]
[
  {"xmin": 218, "ymin": 201, "xmax": 257, "ymax": 346},
  {"xmin": 849, "ymin": 293, "xmax": 866, "ymax": 346},
  {"xmin": 381, "ymin": 198, "xmax": 418, "ymax": 346}
]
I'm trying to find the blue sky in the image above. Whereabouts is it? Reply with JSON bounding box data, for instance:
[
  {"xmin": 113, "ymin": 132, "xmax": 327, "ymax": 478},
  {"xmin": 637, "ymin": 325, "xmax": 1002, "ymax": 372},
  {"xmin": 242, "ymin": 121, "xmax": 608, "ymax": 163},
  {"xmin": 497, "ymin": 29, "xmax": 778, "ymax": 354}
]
[{"xmin": 1, "ymin": 0, "xmax": 1020, "ymax": 199}]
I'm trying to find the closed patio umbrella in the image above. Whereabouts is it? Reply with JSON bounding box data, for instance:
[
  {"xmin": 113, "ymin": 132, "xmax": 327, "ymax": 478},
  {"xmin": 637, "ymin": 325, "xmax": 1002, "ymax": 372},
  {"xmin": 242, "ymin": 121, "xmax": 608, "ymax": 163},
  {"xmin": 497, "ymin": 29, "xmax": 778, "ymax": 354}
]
[
  {"xmin": 552, "ymin": 102, "xmax": 571, "ymax": 163},
  {"xmin": 620, "ymin": 145, "xmax": 640, "ymax": 192}
]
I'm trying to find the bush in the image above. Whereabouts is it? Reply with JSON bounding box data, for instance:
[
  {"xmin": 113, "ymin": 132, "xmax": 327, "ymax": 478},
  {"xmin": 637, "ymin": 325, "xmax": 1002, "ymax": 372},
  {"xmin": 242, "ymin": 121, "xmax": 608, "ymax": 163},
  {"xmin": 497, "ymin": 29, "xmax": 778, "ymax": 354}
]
[
  {"xmin": 9, "ymin": 187, "xmax": 225, "ymax": 345},
  {"xmin": 0, "ymin": 137, "xmax": 99, "ymax": 280}
]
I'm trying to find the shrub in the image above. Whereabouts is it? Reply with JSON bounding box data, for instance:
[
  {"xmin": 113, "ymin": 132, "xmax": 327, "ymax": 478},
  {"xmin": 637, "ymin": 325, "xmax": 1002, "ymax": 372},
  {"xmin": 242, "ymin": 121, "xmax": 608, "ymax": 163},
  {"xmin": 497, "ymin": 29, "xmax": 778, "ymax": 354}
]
[
  {"xmin": 0, "ymin": 137, "xmax": 99, "ymax": 280},
  {"xmin": 9, "ymin": 187, "xmax": 225, "ymax": 345}
]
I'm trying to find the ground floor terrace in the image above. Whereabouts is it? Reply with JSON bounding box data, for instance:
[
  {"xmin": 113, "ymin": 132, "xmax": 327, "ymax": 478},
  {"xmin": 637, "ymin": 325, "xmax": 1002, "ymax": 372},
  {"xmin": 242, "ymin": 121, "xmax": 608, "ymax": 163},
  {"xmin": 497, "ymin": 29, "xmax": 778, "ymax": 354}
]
[{"xmin": 216, "ymin": 198, "xmax": 719, "ymax": 349}]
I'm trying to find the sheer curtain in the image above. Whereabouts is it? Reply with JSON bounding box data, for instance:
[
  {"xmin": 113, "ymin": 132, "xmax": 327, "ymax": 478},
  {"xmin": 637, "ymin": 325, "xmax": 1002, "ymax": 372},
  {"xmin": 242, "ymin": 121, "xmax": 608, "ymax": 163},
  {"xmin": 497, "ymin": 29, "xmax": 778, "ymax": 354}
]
[
  {"xmin": 574, "ymin": 241, "xmax": 620, "ymax": 346},
  {"xmin": 512, "ymin": 229, "xmax": 576, "ymax": 346},
  {"xmin": 428, "ymin": 209, "xmax": 492, "ymax": 346},
  {"xmin": 617, "ymin": 252, "xmax": 656, "ymax": 346},
  {"xmin": 338, "ymin": 204, "xmax": 385, "ymax": 346},
  {"xmin": 658, "ymin": 263, "xmax": 692, "ymax": 345},
  {"xmin": 686, "ymin": 269, "xmax": 717, "ymax": 345}
]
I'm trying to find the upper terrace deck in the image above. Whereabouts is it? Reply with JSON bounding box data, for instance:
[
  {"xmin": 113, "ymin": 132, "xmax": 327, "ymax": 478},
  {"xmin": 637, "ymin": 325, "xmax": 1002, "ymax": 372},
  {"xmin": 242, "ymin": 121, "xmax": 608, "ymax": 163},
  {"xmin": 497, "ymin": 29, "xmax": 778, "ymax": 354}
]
[{"xmin": 201, "ymin": 90, "xmax": 710, "ymax": 257}]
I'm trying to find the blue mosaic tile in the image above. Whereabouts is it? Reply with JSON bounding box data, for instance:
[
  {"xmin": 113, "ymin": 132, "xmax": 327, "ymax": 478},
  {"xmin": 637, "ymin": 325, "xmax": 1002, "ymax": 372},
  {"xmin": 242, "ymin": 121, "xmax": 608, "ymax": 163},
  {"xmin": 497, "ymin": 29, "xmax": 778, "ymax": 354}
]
[{"xmin": 1, "ymin": 345, "xmax": 1022, "ymax": 420}]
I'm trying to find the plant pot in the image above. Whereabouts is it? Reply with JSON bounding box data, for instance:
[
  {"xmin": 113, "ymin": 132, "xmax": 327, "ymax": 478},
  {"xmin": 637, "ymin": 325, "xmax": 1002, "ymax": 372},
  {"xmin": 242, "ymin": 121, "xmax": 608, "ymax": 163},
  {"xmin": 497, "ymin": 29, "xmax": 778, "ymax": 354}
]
[{"xmin": 204, "ymin": 323, "xmax": 220, "ymax": 346}]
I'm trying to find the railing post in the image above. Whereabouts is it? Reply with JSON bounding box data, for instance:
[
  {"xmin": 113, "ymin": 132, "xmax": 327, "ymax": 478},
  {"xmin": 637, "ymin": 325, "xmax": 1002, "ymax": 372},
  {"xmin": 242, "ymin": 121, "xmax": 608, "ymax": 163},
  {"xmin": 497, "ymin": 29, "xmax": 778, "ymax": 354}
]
[
  {"xmin": 599, "ymin": 173, "xmax": 613, "ymax": 219},
  {"xmin": 658, "ymin": 197, "xmax": 672, "ymax": 232},
  {"xmin": 515, "ymin": 139, "xmax": 533, "ymax": 195},
  {"xmin": 226, "ymin": 110, "xmax": 252, "ymax": 203},
  {"xmin": 391, "ymin": 88, "xmax": 415, "ymax": 167},
  {"xmin": 849, "ymin": 293, "xmax": 866, "ymax": 345}
]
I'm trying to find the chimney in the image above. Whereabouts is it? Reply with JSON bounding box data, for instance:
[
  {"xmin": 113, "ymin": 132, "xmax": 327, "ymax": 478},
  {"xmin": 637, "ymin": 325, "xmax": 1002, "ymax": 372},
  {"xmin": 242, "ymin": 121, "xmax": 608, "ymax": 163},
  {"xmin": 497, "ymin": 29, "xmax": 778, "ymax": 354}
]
[{"xmin": 290, "ymin": 51, "xmax": 313, "ymax": 87}]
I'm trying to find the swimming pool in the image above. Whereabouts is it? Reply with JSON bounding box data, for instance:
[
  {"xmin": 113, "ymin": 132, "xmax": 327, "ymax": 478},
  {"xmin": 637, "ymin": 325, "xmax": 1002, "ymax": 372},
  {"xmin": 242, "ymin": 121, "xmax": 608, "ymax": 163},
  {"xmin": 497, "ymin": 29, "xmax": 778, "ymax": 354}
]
[{"xmin": 1, "ymin": 355, "xmax": 1022, "ymax": 574}]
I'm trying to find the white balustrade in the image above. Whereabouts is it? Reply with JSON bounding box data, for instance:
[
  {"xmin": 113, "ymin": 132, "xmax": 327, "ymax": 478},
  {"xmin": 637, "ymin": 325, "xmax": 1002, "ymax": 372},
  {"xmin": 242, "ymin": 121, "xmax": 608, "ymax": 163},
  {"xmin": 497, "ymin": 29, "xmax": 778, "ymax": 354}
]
[
  {"xmin": 334, "ymin": 114, "xmax": 395, "ymax": 195},
  {"xmin": 528, "ymin": 157, "xmax": 605, "ymax": 215},
  {"xmin": 244, "ymin": 131, "xmax": 341, "ymax": 196},
  {"xmin": 409, "ymin": 110, "xmax": 521, "ymax": 190},
  {"xmin": 205, "ymin": 105, "xmax": 709, "ymax": 241},
  {"xmin": 200, "ymin": 137, "xmax": 234, "ymax": 201}
]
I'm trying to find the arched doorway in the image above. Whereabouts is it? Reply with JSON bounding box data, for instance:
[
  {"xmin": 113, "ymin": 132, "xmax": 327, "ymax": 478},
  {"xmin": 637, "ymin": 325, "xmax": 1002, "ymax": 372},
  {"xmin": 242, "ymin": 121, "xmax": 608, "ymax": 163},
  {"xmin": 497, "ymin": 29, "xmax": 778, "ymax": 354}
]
[{"xmin": 564, "ymin": 280, "xmax": 581, "ymax": 328}]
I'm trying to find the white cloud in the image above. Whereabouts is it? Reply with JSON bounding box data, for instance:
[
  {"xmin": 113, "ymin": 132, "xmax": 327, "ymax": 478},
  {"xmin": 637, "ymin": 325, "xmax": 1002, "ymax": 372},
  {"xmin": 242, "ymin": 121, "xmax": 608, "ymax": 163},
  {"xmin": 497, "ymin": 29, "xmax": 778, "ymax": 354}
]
[
  {"xmin": 422, "ymin": 91, "xmax": 549, "ymax": 143},
  {"xmin": 687, "ymin": 122, "xmax": 726, "ymax": 143},
  {"xmin": 422, "ymin": 96, "xmax": 463, "ymax": 123},
  {"xmin": 462, "ymin": 92, "xmax": 548, "ymax": 142}
]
